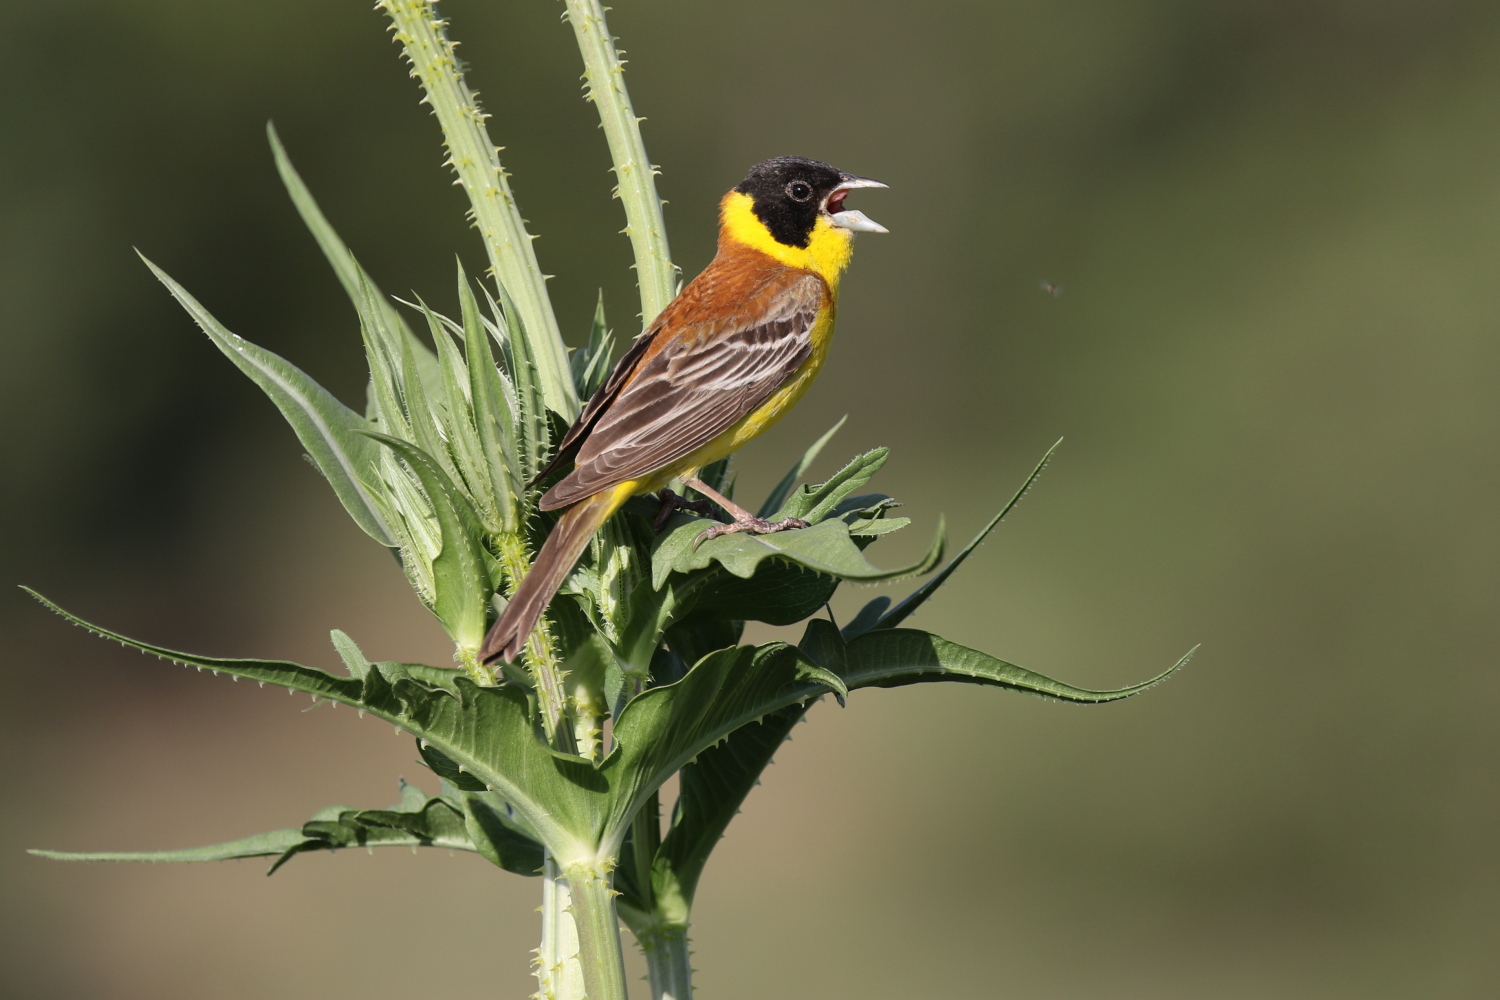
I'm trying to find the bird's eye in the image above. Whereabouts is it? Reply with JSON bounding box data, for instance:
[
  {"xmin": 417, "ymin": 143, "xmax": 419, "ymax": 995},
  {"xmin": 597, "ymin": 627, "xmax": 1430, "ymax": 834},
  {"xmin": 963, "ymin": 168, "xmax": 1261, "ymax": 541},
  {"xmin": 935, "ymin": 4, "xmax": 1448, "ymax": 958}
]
[{"xmin": 786, "ymin": 180, "xmax": 813, "ymax": 202}]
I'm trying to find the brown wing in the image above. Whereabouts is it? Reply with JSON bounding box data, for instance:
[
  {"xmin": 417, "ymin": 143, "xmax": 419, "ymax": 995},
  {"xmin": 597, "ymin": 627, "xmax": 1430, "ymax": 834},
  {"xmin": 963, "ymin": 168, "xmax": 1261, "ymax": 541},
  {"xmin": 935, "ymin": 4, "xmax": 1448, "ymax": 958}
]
[
  {"xmin": 540, "ymin": 270, "xmax": 825, "ymax": 510},
  {"xmin": 528, "ymin": 329, "xmax": 657, "ymax": 488}
]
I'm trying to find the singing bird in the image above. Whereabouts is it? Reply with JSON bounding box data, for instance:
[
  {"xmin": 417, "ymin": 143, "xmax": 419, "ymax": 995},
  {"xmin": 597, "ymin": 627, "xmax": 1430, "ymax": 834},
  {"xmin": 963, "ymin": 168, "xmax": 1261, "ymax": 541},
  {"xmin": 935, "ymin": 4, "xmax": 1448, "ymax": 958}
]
[{"xmin": 480, "ymin": 156, "xmax": 887, "ymax": 665}]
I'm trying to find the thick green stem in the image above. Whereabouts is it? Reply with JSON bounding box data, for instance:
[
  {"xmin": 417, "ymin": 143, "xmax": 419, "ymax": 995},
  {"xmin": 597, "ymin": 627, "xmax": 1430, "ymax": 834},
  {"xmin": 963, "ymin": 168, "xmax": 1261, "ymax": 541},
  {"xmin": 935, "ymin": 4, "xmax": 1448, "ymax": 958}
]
[
  {"xmin": 564, "ymin": 859, "xmax": 630, "ymax": 1000},
  {"xmin": 641, "ymin": 926, "xmax": 693, "ymax": 1000},
  {"xmin": 537, "ymin": 854, "xmax": 587, "ymax": 1000},
  {"xmin": 562, "ymin": 0, "xmax": 676, "ymax": 326},
  {"xmin": 380, "ymin": 0, "xmax": 578, "ymax": 418}
]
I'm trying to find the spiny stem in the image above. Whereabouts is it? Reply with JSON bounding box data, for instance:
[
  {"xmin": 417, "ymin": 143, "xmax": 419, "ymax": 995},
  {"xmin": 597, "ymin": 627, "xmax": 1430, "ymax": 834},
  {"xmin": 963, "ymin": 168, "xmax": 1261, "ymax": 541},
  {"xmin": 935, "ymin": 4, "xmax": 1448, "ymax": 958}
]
[
  {"xmin": 562, "ymin": 0, "xmax": 676, "ymax": 326},
  {"xmin": 537, "ymin": 853, "xmax": 587, "ymax": 1000},
  {"xmin": 496, "ymin": 533, "xmax": 572, "ymax": 750},
  {"xmin": 379, "ymin": 0, "xmax": 578, "ymax": 419},
  {"xmin": 641, "ymin": 925, "xmax": 693, "ymax": 1000},
  {"xmin": 563, "ymin": 858, "xmax": 631, "ymax": 1000}
]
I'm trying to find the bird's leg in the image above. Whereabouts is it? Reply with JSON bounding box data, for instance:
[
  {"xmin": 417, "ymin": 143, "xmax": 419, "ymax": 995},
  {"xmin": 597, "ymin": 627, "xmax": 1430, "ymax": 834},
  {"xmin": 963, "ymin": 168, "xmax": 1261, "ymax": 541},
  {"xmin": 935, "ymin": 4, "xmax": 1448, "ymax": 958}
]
[
  {"xmin": 653, "ymin": 487, "xmax": 715, "ymax": 533},
  {"xmin": 681, "ymin": 476, "xmax": 810, "ymax": 544}
]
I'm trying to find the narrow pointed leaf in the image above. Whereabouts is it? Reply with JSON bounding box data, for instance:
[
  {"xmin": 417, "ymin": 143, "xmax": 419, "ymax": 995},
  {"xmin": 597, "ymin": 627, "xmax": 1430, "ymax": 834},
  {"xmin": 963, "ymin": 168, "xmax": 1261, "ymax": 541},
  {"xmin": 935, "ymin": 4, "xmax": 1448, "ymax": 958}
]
[
  {"xmin": 876, "ymin": 440, "xmax": 1060, "ymax": 631},
  {"xmin": 141, "ymin": 257, "xmax": 395, "ymax": 547},
  {"xmin": 267, "ymin": 123, "xmax": 442, "ymax": 399},
  {"xmin": 459, "ymin": 262, "xmax": 519, "ymax": 530},
  {"xmin": 843, "ymin": 627, "xmax": 1194, "ymax": 702}
]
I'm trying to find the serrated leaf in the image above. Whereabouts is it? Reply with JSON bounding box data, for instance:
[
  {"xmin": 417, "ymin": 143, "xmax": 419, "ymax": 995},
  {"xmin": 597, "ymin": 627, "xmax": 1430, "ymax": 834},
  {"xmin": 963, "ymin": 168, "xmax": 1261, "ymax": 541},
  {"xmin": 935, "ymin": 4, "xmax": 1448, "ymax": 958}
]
[
  {"xmin": 758, "ymin": 416, "xmax": 847, "ymax": 518},
  {"xmin": 140, "ymin": 256, "xmax": 395, "ymax": 548},
  {"xmin": 650, "ymin": 702, "xmax": 804, "ymax": 920},
  {"xmin": 25, "ymin": 589, "xmax": 602, "ymax": 856},
  {"xmin": 875, "ymin": 440, "xmax": 1060, "ymax": 631}
]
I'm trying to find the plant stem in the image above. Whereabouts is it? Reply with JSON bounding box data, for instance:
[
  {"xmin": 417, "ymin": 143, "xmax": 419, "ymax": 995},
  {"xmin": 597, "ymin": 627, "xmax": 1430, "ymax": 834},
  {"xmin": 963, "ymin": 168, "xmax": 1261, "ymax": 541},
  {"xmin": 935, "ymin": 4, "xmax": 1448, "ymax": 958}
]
[
  {"xmin": 564, "ymin": 858, "xmax": 630, "ymax": 1000},
  {"xmin": 538, "ymin": 853, "xmax": 586, "ymax": 1000},
  {"xmin": 562, "ymin": 0, "xmax": 676, "ymax": 326},
  {"xmin": 641, "ymin": 925, "xmax": 693, "ymax": 1000},
  {"xmin": 380, "ymin": 0, "xmax": 578, "ymax": 419},
  {"xmin": 496, "ymin": 533, "xmax": 573, "ymax": 750}
]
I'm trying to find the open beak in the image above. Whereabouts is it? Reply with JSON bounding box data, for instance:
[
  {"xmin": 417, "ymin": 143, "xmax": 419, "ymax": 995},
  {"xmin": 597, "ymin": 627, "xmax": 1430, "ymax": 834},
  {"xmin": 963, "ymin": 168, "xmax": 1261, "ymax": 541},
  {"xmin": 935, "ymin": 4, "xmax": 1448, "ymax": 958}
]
[{"xmin": 826, "ymin": 173, "xmax": 889, "ymax": 233}]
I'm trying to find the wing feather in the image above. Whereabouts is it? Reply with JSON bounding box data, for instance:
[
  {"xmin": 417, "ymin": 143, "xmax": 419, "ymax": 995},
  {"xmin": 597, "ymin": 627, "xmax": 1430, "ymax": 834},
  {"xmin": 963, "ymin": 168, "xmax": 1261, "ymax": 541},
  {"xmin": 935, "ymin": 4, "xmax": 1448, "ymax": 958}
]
[{"xmin": 540, "ymin": 271, "xmax": 824, "ymax": 509}]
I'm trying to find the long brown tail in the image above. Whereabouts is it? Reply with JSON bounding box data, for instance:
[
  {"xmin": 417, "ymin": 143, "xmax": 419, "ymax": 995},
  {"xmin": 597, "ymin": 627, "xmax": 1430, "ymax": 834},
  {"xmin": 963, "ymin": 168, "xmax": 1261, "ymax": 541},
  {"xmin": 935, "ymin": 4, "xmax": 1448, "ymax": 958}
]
[{"xmin": 479, "ymin": 490, "xmax": 621, "ymax": 665}]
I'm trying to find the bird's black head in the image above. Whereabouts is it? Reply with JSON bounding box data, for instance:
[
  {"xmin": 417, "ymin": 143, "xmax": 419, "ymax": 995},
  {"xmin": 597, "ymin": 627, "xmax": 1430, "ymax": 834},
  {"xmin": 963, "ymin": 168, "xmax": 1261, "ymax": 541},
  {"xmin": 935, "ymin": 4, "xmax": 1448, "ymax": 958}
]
[{"xmin": 734, "ymin": 156, "xmax": 884, "ymax": 249}]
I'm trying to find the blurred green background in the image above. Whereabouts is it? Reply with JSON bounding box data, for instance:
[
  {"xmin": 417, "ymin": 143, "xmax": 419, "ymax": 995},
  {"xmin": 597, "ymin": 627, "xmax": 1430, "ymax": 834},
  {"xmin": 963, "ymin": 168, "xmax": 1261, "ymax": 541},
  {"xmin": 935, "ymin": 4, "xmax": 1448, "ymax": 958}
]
[{"xmin": 4, "ymin": 1, "xmax": 1498, "ymax": 997}]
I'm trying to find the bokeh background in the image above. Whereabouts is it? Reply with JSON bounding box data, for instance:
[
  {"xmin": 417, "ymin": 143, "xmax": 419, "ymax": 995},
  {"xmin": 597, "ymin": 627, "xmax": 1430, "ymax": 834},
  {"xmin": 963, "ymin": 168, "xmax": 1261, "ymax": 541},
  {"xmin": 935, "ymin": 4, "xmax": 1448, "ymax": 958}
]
[{"xmin": 4, "ymin": 1, "xmax": 1498, "ymax": 997}]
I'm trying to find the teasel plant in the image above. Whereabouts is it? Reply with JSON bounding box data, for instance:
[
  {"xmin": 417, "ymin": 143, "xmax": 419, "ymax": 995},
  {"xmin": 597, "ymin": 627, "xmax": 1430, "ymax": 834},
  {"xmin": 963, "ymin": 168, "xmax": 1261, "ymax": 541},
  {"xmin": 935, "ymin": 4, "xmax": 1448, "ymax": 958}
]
[{"xmin": 26, "ymin": 3, "xmax": 1191, "ymax": 999}]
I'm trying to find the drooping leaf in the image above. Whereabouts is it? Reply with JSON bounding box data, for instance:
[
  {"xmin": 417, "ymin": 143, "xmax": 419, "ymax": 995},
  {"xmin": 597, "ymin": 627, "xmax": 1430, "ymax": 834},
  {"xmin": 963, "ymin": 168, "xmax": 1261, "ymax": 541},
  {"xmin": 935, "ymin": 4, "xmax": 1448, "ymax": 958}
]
[
  {"xmin": 140, "ymin": 257, "xmax": 396, "ymax": 548},
  {"xmin": 758, "ymin": 416, "xmax": 847, "ymax": 518},
  {"xmin": 874, "ymin": 440, "xmax": 1060, "ymax": 632}
]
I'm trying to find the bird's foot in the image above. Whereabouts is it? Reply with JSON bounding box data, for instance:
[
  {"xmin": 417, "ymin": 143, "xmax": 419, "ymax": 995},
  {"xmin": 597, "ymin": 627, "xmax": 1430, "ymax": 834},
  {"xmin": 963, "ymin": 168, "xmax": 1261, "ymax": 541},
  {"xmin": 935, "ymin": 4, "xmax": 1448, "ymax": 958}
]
[
  {"xmin": 653, "ymin": 488, "xmax": 716, "ymax": 533},
  {"xmin": 694, "ymin": 514, "xmax": 810, "ymax": 548}
]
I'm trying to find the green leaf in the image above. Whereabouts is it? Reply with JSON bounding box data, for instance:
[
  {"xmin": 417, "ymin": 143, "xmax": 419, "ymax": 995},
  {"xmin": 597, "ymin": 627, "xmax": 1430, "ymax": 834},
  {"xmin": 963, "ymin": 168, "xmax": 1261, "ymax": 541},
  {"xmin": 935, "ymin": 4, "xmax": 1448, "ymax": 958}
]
[
  {"xmin": 484, "ymin": 283, "xmax": 551, "ymax": 482},
  {"xmin": 758, "ymin": 416, "xmax": 847, "ymax": 518},
  {"xmin": 774, "ymin": 448, "xmax": 890, "ymax": 523},
  {"xmin": 572, "ymin": 291, "xmax": 615, "ymax": 400},
  {"xmin": 458, "ymin": 262, "xmax": 520, "ymax": 531},
  {"xmin": 29, "ymin": 781, "xmax": 507, "ymax": 875},
  {"xmin": 30, "ymin": 829, "xmax": 309, "ymax": 867},
  {"xmin": 267, "ymin": 123, "xmax": 443, "ymax": 401},
  {"xmin": 651, "ymin": 514, "xmax": 944, "ymax": 591},
  {"xmin": 843, "ymin": 628, "xmax": 1194, "ymax": 702},
  {"xmin": 25, "ymin": 589, "xmax": 602, "ymax": 857},
  {"xmin": 140, "ymin": 256, "xmax": 395, "ymax": 548},
  {"xmin": 840, "ymin": 596, "xmax": 891, "ymax": 641},
  {"xmin": 874, "ymin": 440, "xmax": 1060, "ymax": 633},
  {"xmin": 682, "ymin": 560, "xmax": 839, "ymax": 627},
  {"xmin": 651, "ymin": 702, "xmax": 805, "ymax": 919},
  {"xmin": 361, "ymin": 433, "xmax": 490, "ymax": 651},
  {"xmin": 598, "ymin": 642, "xmax": 844, "ymax": 853},
  {"xmin": 459, "ymin": 791, "xmax": 547, "ymax": 876}
]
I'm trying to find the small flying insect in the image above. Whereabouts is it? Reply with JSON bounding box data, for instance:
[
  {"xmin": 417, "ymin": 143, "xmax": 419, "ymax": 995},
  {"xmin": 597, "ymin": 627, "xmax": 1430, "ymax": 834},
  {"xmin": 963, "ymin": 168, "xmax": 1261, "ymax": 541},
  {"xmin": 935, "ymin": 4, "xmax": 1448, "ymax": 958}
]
[{"xmin": 1038, "ymin": 279, "xmax": 1064, "ymax": 298}]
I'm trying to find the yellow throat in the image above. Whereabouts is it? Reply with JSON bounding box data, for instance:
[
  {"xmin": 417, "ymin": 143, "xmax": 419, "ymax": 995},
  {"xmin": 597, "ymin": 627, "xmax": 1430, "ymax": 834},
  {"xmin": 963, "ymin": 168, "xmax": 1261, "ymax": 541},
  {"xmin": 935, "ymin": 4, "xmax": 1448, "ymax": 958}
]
[{"xmin": 719, "ymin": 190, "xmax": 855, "ymax": 291}]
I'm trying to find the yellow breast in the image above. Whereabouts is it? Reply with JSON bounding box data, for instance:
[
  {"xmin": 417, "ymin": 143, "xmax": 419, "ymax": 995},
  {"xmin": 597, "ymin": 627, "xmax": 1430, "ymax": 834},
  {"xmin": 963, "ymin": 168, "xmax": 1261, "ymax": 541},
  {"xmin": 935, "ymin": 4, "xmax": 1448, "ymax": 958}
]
[{"xmin": 653, "ymin": 193, "xmax": 855, "ymax": 487}]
